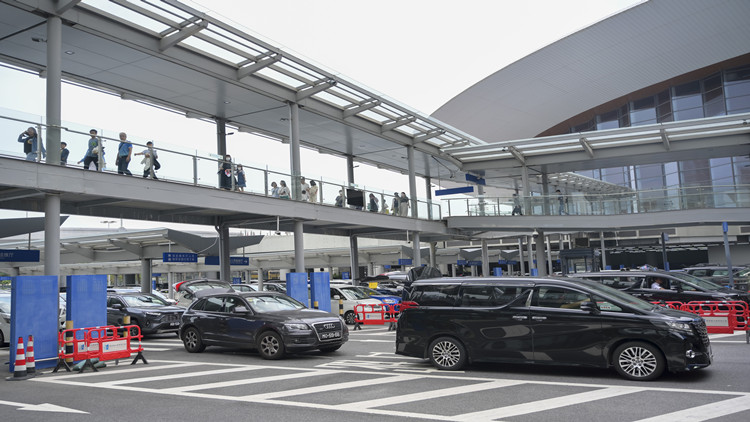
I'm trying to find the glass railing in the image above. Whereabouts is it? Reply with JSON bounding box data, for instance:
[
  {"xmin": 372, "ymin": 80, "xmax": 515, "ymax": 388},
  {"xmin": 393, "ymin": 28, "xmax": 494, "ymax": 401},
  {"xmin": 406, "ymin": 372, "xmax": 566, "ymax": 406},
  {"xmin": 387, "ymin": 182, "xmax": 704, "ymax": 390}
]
[
  {"xmin": 443, "ymin": 185, "xmax": 750, "ymax": 217},
  {"xmin": 0, "ymin": 110, "xmax": 441, "ymax": 221}
]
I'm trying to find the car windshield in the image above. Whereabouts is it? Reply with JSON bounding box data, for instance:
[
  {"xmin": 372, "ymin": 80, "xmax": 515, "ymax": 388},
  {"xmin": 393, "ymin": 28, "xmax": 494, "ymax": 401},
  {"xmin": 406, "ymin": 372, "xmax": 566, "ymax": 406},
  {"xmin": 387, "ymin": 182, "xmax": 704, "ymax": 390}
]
[
  {"xmin": 356, "ymin": 286, "xmax": 381, "ymax": 296},
  {"xmin": 0, "ymin": 295, "xmax": 9, "ymax": 313},
  {"xmin": 735, "ymin": 268, "xmax": 750, "ymax": 278},
  {"xmin": 564, "ymin": 278, "xmax": 657, "ymax": 312},
  {"xmin": 184, "ymin": 281, "xmax": 231, "ymax": 292},
  {"xmin": 122, "ymin": 294, "xmax": 168, "ymax": 307},
  {"xmin": 245, "ymin": 295, "xmax": 305, "ymax": 312},
  {"xmin": 667, "ymin": 272, "xmax": 723, "ymax": 290},
  {"xmin": 339, "ymin": 287, "xmax": 371, "ymax": 300}
]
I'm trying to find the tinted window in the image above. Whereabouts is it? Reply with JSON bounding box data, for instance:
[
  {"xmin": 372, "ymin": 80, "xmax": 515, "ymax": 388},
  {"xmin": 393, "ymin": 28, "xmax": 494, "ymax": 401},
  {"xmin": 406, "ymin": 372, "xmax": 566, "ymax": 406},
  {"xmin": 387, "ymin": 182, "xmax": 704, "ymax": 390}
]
[
  {"xmin": 191, "ymin": 298, "xmax": 206, "ymax": 311},
  {"xmin": 593, "ymin": 294, "xmax": 623, "ymax": 312},
  {"xmin": 459, "ymin": 285, "xmax": 528, "ymax": 307},
  {"xmin": 409, "ymin": 284, "xmax": 459, "ymax": 306},
  {"xmin": 532, "ymin": 287, "xmax": 590, "ymax": 309},
  {"xmin": 202, "ymin": 297, "xmax": 224, "ymax": 312}
]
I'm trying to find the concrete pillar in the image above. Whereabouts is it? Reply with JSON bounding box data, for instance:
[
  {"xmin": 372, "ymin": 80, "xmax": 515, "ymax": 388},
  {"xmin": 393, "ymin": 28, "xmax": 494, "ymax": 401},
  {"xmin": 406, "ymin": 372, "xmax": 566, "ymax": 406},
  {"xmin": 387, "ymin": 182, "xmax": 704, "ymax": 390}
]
[
  {"xmin": 518, "ymin": 237, "xmax": 526, "ymax": 275},
  {"xmin": 407, "ymin": 146, "xmax": 418, "ymax": 218},
  {"xmin": 256, "ymin": 267, "xmax": 264, "ymax": 290},
  {"xmin": 535, "ymin": 231, "xmax": 547, "ymax": 276},
  {"xmin": 216, "ymin": 118, "xmax": 227, "ymax": 187},
  {"xmin": 45, "ymin": 16, "xmax": 62, "ymax": 165},
  {"xmin": 349, "ymin": 236, "xmax": 359, "ymax": 280},
  {"xmin": 478, "ymin": 185, "xmax": 486, "ymax": 216},
  {"xmin": 217, "ymin": 223, "xmax": 230, "ymax": 281},
  {"xmin": 527, "ymin": 235, "xmax": 534, "ymax": 272},
  {"xmin": 546, "ymin": 235, "xmax": 553, "ymax": 275},
  {"xmin": 289, "ymin": 103, "xmax": 302, "ymax": 200},
  {"xmin": 429, "ymin": 242, "xmax": 437, "ymax": 267},
  {"xmin": 367, "ymin": 262, "xmax": 374, "ymax": 278},
  {"xmin": 412, "ymin": 232, "xmax": 422, "ymax": 267},
  {"xmin": 346, "ymin": 155, "xmax": 355, "ymax": 185},
  {"xmin": 451, "ymin": 264, "xmax": 457, "ymax": 277},
  {"xmin": 294, "ymin": 220, "xmax": 304, "ymax": 273},
  {"xmin": 481, "ymin": 239, "xmax": 489, "ymax": 277},
  {"xmin": 522, "ymin": 165, "xmax": 531, "ymax": 215},
  {"xmin": 141, "ymin": 258, "xmax": 152, "ymax": 293},
  {"xmin": 600, "ymin": 231, "xmax": 607, "ymax": 270},
  {"xmin": 44, "ymin": 194, "xmax": 60, "ymax": 279},
  {"xmin": 541, "ymin": 173, "xmax": 550, "ymax": 215},
  {"xmin": 425, "ymin": 176, "xmax": 433, "ymax": 219},
  {"xmin": 278, "ymin": 268, "xmax": 289, "ymax": 281}
]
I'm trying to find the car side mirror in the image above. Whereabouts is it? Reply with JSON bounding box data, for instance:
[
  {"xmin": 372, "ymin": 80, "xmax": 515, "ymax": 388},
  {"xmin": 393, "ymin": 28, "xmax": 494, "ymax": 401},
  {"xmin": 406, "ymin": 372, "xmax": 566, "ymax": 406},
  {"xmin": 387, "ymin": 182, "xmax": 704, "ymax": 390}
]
[
  {"xmin": 112, "ymin": 303, "xmax": 123, "ymax": 309},
  {"xmin": 333, "ymin": 295, "xmax": 341, "ymax": 300},
  {"xmin": 580, "ymin": 301, "xmax": 600, "ymax": 314},
  {"xmin": 234, "ymin": 306, "xmax": 249, "ymax": 313}
]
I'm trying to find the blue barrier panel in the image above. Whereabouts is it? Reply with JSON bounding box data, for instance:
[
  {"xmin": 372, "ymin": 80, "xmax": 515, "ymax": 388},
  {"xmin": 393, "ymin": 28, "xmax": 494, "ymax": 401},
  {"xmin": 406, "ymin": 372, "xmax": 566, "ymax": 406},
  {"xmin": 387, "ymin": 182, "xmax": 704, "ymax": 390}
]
[
  {"xmin": 286, "ymin": 273, "xmax": 308, "ymax": 306},
  {"xmin": 310, "ymin": 272, "xmax": 331, "ymax": 312},
  {"xmin": 341, "ymin": 271, "xmax": 350, "ymax": 280},
  {"xmin": 530, "ymin": 269, "xmax": 539, "ymax": 276},
  {"xmin": 10, "ymin": 275, "xmax": 59, "ymax": 372},
  {"xmin": 493, "ymin": 268, "xmax": 503, "ymax": 276},
  {"xmin": 66, "ymin": 275, "xmax": 107, "ymax": 329}
]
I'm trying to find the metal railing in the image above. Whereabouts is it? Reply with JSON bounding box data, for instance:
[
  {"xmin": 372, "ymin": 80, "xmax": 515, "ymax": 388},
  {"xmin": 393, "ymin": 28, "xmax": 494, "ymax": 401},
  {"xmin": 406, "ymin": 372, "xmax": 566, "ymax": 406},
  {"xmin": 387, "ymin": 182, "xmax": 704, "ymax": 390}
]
[
  {"xmin": 443, "ymin": 185, "xmax": 750, "ymax": 217},
  {"xmin": 0, "ymin": 111, "xmax": 441, "ymax": 221}
]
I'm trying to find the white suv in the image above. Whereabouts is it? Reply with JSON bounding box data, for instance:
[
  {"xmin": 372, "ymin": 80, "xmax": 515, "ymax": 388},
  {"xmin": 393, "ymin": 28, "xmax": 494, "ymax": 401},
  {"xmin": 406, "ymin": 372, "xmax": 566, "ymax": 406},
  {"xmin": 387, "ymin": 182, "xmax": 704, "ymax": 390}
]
[{"xmin": 327, "ymin": 285, "xmax": 383, "ymax": 325}]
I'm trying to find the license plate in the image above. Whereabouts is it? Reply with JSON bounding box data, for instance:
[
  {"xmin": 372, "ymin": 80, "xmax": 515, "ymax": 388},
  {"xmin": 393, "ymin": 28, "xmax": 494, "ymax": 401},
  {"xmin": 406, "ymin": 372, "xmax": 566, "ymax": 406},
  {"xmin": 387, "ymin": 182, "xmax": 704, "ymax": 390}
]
[{"xmin": 320, "ymin": 331, "xmax": 341, "ymax": 340}]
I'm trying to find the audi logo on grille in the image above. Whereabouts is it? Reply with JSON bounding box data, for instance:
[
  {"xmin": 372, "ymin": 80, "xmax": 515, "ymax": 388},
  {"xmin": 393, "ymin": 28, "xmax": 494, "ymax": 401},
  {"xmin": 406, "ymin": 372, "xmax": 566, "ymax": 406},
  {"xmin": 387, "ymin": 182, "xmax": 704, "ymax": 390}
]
[{"xmin": 323, "ymin": 323, "xmax": 336, "ymax": 330}]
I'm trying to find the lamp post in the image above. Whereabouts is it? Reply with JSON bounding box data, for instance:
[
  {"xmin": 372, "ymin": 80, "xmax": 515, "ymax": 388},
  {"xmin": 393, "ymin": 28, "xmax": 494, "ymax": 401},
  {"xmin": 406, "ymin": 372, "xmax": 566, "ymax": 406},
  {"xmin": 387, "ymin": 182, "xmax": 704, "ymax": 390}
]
[{"xmin": 100, "ymin": 220, "xmax": 116, "ymax": 229}]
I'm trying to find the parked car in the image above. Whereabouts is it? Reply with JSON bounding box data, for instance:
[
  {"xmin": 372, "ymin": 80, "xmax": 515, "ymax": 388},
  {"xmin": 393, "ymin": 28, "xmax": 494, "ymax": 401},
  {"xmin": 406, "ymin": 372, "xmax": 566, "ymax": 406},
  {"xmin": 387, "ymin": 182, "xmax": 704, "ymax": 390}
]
[
  {"xmin": 180, "ymin": 291, "xmax": 348, "ymax": 359},
  {"xmin": 570, "ymin": 270, "xmax": 750, "ymax": 305},
  {"xmin": 174, "ymin": 279, "xmax": 235, "ymax": 307},
  {"xmin": 108, "ymin": 288, "xmax": 178, "ymax": 306},
  {"xmin": 0, "ymin": 292, "xmax": 9, "ymax": 346},
  {"xmin": 249, "ymin": 282, "xmax": 288, "ymax": 293},
  {"xmin": 232, "ymin": 284, "xmax": 258, "ymax": 293},
  {"xmin": 106, "ymin": 291, "xmax": 185, "ymax": 335},
  {"xmin": 683, "ymin": 265, "xmax": 750, "ymax": 290},
  {"xmin": 396, "ymin": 276, "xmax": 712, "ymax": 381},
  {"xmin": 327, "ymin": 285, "xmax": 384, "ymax": 325}
]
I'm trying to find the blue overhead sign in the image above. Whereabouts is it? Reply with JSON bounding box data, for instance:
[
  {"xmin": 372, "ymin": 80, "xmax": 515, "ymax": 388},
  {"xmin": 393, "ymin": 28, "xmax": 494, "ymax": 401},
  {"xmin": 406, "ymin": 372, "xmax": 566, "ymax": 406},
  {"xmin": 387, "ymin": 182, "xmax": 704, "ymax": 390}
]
[
  {"xmin": 465, "ymin": 174, "xmax": 486, "ymax": 185},
  {"xmin": 435, "ymin": 186, "xmax": 474, "ymax": 196},
  {"xmin": 163, "ymin": 252, "xmax": 197, "ymax": 263},
  {"xmin": 398, "ymin": 259, "xmax": 413, "ymax": 265},
  {"xmin": 205, "ymin": 256, "xmax": 250, "ymax": 266},
  {"xmin": 457, "ymin": 259, "xmax": 467, "ymax": 265},
  {"xmin": 0, "ymin": 250, "xmax": 40, "ymax": 262},
  {"xmin": 468, "ymin": 260, "xmax": 482, "ymax": 266}
]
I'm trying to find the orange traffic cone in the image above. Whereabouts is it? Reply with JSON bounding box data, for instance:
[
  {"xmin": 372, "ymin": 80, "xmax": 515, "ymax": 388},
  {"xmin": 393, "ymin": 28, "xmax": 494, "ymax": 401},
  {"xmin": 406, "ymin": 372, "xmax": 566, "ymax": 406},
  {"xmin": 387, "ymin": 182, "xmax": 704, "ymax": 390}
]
[
  {"xmin": 6, "ymin": 337, "xmax": 32, "ymax": 381},
  {"xmin": 26, "ymin": 335, "xmax": 36, "ymax": 376}
]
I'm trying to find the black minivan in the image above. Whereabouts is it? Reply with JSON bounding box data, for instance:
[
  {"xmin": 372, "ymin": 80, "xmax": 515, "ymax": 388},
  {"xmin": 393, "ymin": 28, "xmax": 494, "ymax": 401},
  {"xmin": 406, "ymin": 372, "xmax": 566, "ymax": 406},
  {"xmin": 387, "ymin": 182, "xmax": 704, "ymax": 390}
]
[{"xmin": 396, "ymin": 277, "xmax": 711, "ymax": 381}]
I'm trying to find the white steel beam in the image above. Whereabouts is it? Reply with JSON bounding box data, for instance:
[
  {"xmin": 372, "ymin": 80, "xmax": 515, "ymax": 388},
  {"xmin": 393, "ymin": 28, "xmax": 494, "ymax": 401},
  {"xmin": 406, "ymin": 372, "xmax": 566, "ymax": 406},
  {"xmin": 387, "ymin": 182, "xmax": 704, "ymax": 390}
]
[
  {"xmin": 237, "ymin": 52, "xmax": 282, "ymax": 80},
  {"xmin": 296, "ymin": 79, "xmax": 337, "ymax": 101},
  {"xmin": 159, "ymin": 19, "xmax": 208, "ymax": 52},
  {"xmin": 381, "ymin": 116, "xmax": 416, "ymax": 133},
  {"xmin": 579, "ymin": 137, "xmax": 594, "ymax": 157},
  {"xmin": 343, "ymin": 99, "xmax": 380, "ymax": 118}
]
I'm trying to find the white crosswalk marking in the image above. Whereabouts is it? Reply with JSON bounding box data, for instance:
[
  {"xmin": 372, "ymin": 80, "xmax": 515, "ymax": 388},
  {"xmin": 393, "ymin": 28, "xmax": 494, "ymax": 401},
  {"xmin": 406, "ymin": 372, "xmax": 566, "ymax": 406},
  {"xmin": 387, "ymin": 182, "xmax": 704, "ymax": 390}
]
[
  {"xmin": 452, "ymin": 386, "xmax": 644, "ymax": 421},
  {"xmin": 633, "ymin": 396, "xmax": 750, "ymax": 422},
  {"xmin": 30, "ymin": 358, "xmax": 750, "ymax": 421}
]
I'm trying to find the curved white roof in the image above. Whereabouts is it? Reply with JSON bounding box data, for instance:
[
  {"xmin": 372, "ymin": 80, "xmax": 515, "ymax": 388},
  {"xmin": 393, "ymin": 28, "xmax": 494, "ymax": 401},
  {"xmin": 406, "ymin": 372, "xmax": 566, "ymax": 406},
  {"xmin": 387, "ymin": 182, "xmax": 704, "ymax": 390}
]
[{"xmin": 432, "ymin": 0, "xmax": 750, "ymax": 142}]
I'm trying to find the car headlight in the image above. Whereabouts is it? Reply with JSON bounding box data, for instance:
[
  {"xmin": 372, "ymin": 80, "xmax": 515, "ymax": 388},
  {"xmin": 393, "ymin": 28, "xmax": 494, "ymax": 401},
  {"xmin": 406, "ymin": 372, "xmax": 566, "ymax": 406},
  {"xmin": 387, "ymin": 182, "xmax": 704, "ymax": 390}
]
[
  {"xmin": 383, "ymin": 299, "xmax": 396, "ymax": 304},
  {"xmin": 663, "ymin": 320, "xmax": 692, "ymax": 332},
  {"xmin": 145, "ymin": 312, "xmax": 161, "ymax": 316},
  {"xmin": 284, "ymin": 323, "xmax": 310, "ymax": 331}
]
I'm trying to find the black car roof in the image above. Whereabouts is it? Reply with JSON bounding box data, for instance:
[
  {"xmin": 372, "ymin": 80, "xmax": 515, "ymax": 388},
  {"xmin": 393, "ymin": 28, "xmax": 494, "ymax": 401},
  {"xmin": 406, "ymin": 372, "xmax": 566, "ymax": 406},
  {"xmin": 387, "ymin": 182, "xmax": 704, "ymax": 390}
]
[{"xmin": 193, "ymin": 289, "xmax": 286, "ymax": 299}]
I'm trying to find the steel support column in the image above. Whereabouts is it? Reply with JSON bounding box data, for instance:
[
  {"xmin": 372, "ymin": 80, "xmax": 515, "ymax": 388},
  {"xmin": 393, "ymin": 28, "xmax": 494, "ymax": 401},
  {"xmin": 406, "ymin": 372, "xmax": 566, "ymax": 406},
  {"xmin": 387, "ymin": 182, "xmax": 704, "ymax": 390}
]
[
  {"xmin": 217, "ymin": 223, "xmax": 230, "ymax": 281},
  {"xmin": 294, "ymin": 220, "xmax": 304, "ymax": 273},
  {"xmin": 412, "ymin": 232, "xmax": 421, "ymax": 267},
  {"xmin": 350, "ymin": 236, "xmax": 359, "ymax": 280},
  {"xmin": 141, "ymin": 258, "xmax": 152, "ymax": 293},
  {"xmin": 45, "ymin": 16, "xmax": 62, "ymax": 165},
  {"xmin": 407, "ymin": 146, "xmax": 418, "ymax": 218},
  {"xmin": 43, "ymin": 194, "xmax": 60, "ymax": 278},
  {"xmin": 518, "ymin": 237, "xmax": 526, "ymax": 275},
  {"xmin": 289, "ymin": 103, "xmax": 302, "ymax": 200},
  {"xmin": 481, "ymin": 239, "xmax": 489, "ymax": 277},
  {"xmin": 535, "ymin": 231, "xmax": 547, "ymax": 276}
]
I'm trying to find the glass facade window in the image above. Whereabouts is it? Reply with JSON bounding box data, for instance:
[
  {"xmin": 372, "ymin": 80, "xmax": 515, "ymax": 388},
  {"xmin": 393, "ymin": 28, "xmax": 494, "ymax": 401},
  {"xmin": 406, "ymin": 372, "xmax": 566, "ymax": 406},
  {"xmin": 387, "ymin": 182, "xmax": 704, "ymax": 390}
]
[
  {"xmin": 672, "ymin": 81, "xmax": 704, "ymax": 121},
  {"xmin": 566, "ymin": 62, "xmax": 749, "ymax": 210},
  {"xmin": 597, "ymin": 109, "xmax": 620, "ymax": 130},
  {"xmin": 630, "ymin": 96, "xmax": 657, "ymax": 126}
]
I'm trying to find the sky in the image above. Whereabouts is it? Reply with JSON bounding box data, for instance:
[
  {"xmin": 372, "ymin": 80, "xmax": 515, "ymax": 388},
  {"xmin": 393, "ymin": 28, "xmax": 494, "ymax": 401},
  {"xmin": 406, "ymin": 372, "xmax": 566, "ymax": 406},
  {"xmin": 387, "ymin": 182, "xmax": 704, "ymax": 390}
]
[{"xmin": 0, "ymin": 0, "xmax": 642, "ymax": 232}]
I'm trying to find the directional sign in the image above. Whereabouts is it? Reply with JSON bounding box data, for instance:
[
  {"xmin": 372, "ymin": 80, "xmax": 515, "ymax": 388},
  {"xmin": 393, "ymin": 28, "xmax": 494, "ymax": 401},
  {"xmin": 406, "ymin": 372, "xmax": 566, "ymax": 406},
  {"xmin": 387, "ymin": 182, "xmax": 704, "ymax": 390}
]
[
  {"xmin": 205, "ymin": 256, "xmax": 250, "ymax": 265},
  {"xmin": 398, "ymin": 259, "xmax": 412, "ymax": 265},
  {"xmin": 0, "ymin": 249, "xmax": 40, "ymax": 262},
  {"xmin": 162, "ymin": 252, "xmax": 197, "ymax": 263}
]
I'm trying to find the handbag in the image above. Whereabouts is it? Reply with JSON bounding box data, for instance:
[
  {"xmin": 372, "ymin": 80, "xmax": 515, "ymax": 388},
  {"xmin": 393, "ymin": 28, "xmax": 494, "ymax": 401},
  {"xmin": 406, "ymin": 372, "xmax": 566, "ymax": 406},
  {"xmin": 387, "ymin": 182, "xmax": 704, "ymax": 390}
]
[{"xmin": 153, "ymin": 158, "xmax": 161, "ymax": 170}]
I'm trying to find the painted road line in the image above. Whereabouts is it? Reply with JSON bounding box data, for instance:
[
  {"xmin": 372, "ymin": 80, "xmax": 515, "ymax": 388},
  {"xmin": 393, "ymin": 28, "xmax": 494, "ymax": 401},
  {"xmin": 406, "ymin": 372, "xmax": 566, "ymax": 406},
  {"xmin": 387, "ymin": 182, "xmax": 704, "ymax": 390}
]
[
  {"xmin": 336, "ymin": 379, "xmax": 526, "ymax": 411},
  {"xmin": 452, "ymin": 386, "xmax": 643, "ymax": 422},
  {"xmin": 0, "ymin": 399, "xmax": 88, "ymax": 414},
  {"xmin": 633, "ymin": 395, "xmax": 750, "ymax": 422},
  {"xmin": 249, "ymin": 373, "xmax": 419, "ymax": 400},
  {"xmin": 165, "ymin": 369, "xmax": 339, "ymax": 394},
  {"xmin": 34, "ymin": 361, "xmax": 200, "ymax": 380},
  {"xmin": 347, "ymin": 339, "xmax": 393, "ymax": 343},
  {"xmin": 94, "ymin": 365, "xmax": 268, "ymax": 387}
]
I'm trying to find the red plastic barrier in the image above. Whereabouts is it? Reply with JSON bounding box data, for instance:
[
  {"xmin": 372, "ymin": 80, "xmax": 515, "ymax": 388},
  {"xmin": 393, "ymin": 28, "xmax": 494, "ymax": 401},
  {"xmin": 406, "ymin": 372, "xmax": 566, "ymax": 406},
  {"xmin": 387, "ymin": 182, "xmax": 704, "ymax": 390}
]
[
  {"xmin": 680, "ymin": 301, "xmax": 749, "ymax": 334},
  {"xmin": 55, "ymin": 325, "xmax": 147, "ymax": 372},
  {"xmin": 354, "ymin": 303, "xmax": 386, "ymax": 325},
  {"xmin": 650, "ymin": 301, "xmax": 685, "ymax": 310}
]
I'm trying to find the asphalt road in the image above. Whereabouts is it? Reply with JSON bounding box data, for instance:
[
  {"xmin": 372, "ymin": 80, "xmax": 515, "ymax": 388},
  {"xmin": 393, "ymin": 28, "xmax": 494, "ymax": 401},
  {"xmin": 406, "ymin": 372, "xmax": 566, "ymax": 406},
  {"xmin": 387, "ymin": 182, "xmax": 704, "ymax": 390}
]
[{"xmin": 1, "ymin": 327, "xmax": 749, "ymax": 422}]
